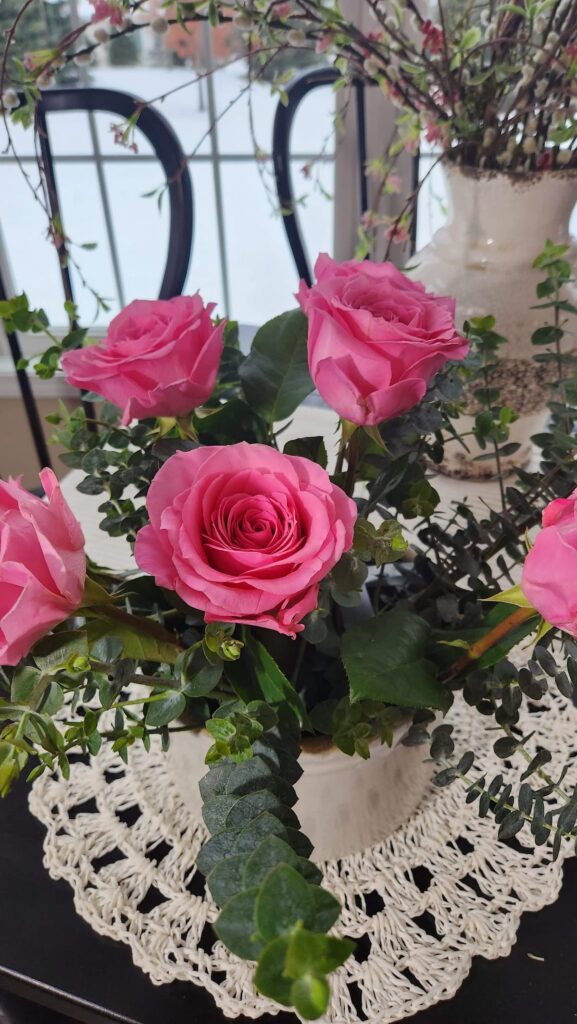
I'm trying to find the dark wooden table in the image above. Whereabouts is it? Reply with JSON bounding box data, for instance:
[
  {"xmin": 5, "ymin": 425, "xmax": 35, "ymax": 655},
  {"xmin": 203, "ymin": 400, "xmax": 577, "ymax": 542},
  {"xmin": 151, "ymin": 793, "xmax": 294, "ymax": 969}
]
[{"xmin": 2, "ymin": 774, "xmax": 577, "ymax": 1024}]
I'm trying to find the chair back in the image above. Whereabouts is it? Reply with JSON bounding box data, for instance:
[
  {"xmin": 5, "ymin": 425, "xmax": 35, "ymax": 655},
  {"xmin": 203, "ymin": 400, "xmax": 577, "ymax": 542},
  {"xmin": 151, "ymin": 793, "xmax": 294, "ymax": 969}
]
[
  {"xmin": 272, "ymin": 67, "xmax": 419, "ymax": 286},
  {"xmin": 2, "ymin": 87, "xmax": 194, "ymax": 471}
]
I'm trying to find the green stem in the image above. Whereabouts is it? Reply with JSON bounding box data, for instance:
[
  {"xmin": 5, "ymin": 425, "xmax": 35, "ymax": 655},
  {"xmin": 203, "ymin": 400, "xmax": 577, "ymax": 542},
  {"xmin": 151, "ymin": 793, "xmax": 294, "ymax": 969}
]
[
  {"xmin": 291, "ymin": 636, "xmax": 307, "ymax": 686},
  {"xmin": 501, "ymin": 724, "xmax": 571, "ymax": 804},
  {"xmin": 86, "ymin": 600, "xmax": 183, "ymax": 652},
  {"xmin": 344, "ymin": 430, "xmax": 360, "ymax": 497}
]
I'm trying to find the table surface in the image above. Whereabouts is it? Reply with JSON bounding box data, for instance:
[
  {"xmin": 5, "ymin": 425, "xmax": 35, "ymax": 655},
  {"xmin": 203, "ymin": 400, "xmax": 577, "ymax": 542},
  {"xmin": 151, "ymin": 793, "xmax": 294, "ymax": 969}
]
[
  {"xmin": 3, "ymin": 773, "xmax": 577, "ymax": 1024},
  {"xmin": 4, "ymin": 410, "xmax": 574, "ymax": 1023}
]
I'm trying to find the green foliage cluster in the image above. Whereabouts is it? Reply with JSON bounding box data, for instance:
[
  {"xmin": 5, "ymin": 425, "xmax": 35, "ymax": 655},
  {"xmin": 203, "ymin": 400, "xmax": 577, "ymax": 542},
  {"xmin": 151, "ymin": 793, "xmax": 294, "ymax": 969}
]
[{"xmin": 198, "ymin": 705, "xmax": 352, "ymax": 1020}]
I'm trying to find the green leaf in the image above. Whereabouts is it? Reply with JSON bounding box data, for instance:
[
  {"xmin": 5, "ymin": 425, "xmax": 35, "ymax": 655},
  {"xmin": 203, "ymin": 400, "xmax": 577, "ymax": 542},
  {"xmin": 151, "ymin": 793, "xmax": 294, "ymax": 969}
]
[
  {"xmin": 460, "ymin": 25, "xmax": 481, "ymax": 49},
  {"xmin": 206, "ymin": 855, "xmax": 248, "ymax": 906},
  {"xmin": 353, "ymin": 517, "xmax": 408, "ymax": 566},
  {"xmin": 290, "ymin": 974, "xmax": 330, "ymax": 1020},
  {"xmin": 32, "ymin": 630, "xmax": 88, "ymax": 672},
  {"xmin": 283, "ymin": 436, "xmax": 328, "ymax": 469},
  {"xmin": 531, "ymin": 325, "xmax": 564, "ymax": 347},
  {"xmin": 285, "ymin": 928, "xmax": 354, "ymax": 977},
  {"xmin": 254, "ymin": 935, "xmax": 293, "ymax": 1006},
  {"xmin": 308, "ymin": 887, "xmax": 341, "ymax": 932},
  {"xmin": 487, "ymin": 584, "xmax": 535, "ymax": 609},
  {"xmin": 242, "ymin": 835, "xmax": 322, "ymax": 889},
  {"xmin": 214, "ymin": 888, "xmax": 264, "ymax": 959},
  {"xmin": 342, "ymin": 608, "xmax": 451, "ymax": 710},
  {"xmin": 245, "ymin": 638, "xmax": 309, "ymax": 727},
  {"xmin": 86, "ymin": 618, "xmax": 180, "ymax": 665},
  {"xmin": 256, "ymin": 864, "xmax": 314, "ymax": 942},
  {"xmin": 145, "ymin": 691, "xmax": 186, "ymax": 728},
  {"xmin": 11, "ymin": 667, "xmax": 41, "ymax": 704},
  {"xmin": 240, "ymin": 310, "xmax": 314, "ymax": 422}
]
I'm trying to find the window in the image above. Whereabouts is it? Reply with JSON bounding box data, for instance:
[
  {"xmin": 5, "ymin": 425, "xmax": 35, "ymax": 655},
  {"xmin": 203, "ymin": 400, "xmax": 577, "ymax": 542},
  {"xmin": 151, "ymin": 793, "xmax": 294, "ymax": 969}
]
[{"xmin": 0, "ymin": 12, "xmax": 335, "ymax": 356}]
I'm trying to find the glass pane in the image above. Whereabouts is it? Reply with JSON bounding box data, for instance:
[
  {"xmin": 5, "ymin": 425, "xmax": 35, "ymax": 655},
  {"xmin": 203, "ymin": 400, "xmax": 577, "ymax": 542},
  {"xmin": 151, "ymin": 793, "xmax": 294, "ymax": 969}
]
[
  {"xmin": 182, "ymin": 160, "xmax": 225, "ymax": 316},
  {"xmin": 221, "ymin": 159, "xmax": 333, "ymax": 326}
]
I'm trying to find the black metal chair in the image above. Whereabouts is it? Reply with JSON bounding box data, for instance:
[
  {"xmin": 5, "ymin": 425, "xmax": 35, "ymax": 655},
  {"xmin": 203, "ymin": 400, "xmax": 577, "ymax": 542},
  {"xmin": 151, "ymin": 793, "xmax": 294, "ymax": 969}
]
[
  {"xmin": 272, "ymin": 66, "xmax": 418, "ymax": 287},
  {"xmin": 2, "ymin": 87, "xmax": 194, "ymax": 471}
]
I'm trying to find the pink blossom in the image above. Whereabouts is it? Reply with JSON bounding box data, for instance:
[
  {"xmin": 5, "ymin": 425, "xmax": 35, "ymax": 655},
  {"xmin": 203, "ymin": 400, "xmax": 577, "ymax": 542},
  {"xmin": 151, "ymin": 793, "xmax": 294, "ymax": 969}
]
[
  {"xmin": 90, "ymin": 0, "xmax": 124, "ymax": 27},
  {"xmin": 384, "ymin": 222, "xmax": 410, "ymax": 244},
  {"xmin": 135, "ymin": 444, "xmax": 356, "ymax": 637},
  {"xmin": 62, "ymin": 296, "xmax": 224, "ymax": 425},
  {"xmin": 421, "ymin": 20, "xmax": 444, "ymax": 55},
  {"xmin": 521, "ymin": 489, "xmax": 577, "ymax": 636},
  {"xmin": 0, "ymin": 470, "xmax": 86, "ymax": 665},
  {"xmin": 386, "ymin": 173, "xmax": 403, "ymax": 194},
  {"xmin": 315, "ymin": 33, "xmax": 332, "ymax": 54},
  {"xmin": 297, "ymin": 254, "xmax": 468, "ymax": 427}
]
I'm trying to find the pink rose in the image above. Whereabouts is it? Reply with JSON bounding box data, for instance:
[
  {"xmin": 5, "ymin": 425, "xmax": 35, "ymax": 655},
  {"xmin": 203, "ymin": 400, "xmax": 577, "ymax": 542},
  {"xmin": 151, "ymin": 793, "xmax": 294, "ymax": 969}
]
[
  {"xmin": 134, "ymin": 443, "xmax": 356, "ymax": 636},
  {"xmin": 521, "ymin": 488, "xmax": 577, "ymax": 636},
  {"xmin": 0, "ymin": 470, "xmax": 86, "ymax": 665},
  {"xmin": 297, "ymin": 254, "xmax": 468, "ymax": 426},
  {"xmin": 62, "ymin": 296, "xmax": 224, "ymax": 425}
]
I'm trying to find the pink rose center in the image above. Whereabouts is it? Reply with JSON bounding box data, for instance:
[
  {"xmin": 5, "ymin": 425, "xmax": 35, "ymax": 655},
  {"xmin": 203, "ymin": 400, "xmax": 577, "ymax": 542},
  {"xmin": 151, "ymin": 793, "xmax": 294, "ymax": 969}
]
[{"xmin": 203, "ymin": 491, "xmax": 304, "ymax": 560}]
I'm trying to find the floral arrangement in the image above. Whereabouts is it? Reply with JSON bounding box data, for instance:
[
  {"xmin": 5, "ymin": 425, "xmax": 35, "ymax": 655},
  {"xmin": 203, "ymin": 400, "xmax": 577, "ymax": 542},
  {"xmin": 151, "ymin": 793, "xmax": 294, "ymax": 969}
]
[{"xmin": 2, "ymin": 243, "xmax": 577, "ymax": 1019}]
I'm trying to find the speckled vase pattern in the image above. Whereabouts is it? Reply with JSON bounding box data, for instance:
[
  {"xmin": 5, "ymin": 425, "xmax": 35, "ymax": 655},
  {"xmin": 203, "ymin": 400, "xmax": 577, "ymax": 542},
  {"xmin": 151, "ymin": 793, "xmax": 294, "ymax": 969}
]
[{"xmin": 408, "ymin": 164, "xmax": 577, "ymax": 478}]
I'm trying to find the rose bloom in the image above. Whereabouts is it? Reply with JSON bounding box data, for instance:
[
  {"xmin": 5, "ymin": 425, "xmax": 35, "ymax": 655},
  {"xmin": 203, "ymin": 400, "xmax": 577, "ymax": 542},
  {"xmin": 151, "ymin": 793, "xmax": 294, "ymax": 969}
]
[
  {"xmin": 297, "ymin": 254, "xmax": 468, "ymax": 426},
  {"xmin": 62, "ymin": 295, "xmax": 224, "ymax": 425},
  {"xmin": 0, "ymin": 470, "xmax": 86, "ymax": 665},
  {"xmin": 521, "ymin": 489, "xmax": 577, "ymax": 636},
  {"xmin": 134, "ymin": 443, "xmax": 356, "ymax": 636}
]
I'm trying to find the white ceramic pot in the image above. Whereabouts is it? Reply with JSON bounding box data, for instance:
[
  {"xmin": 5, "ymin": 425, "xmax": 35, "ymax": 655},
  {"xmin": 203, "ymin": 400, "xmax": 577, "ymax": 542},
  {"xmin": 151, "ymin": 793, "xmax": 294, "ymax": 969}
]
[
  {"xmin": 409, "ymin": 164, "xmax": 577, "ymax": 477},
  {"xmin": 167, "ymin": 725, "xmax": 433, "ymax": 862}
]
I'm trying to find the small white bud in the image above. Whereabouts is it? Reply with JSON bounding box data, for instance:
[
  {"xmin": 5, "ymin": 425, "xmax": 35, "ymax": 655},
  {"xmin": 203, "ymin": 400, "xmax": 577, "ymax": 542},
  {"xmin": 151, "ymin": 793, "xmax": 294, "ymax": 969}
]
[
  {"xmin": 1, "ymin": 88, "xmax": 19, "ymax": 111},
  {"xmin": 287, "ymin": 29, "xmax": 306, "ymax": 46},
  {"xmin": 363, "ymin": 56, "xmax": 381, "ymax": 76},
  {"xmin": 520, "ymin": 65, "xmax": 533, "ymax": 85},
  {"xmin": 36, "ymin": 71, "xmax": 55, "ymax": 89},
  {"xmin": 388, "ymin": 64, "xmax": 399, "ymax": 82},
  {"xmin": 535, "ymin": 79, "xmax": 547, "ymax": 98},
  {"xmin": 507, "ymin": 136, "xmax": 517, "ymax": 153},
  {"xmin": 93, "ymin": 26, "xmax": 109, "ymax": 42},
  {"xmin": 233, "ymin": 11, "xmax": 252, "ymax": 29},
  {"xmin": 526, "ymin": 115, "xmax": 537, "ymax": 133},
  {"xmin": 557, "ymin": 148, "xmax": 573, "ymax": 165},
  {"xmin": 522, "ymin": 136, "xmax": 537, "ymax": 154},
  {"xmin": 480, "ymin": 8, "xmax": 489, "ymax": 25},
  {"xmin": 151, "ymin": 15, "xmax": 168, "ymax": 34},
  {"xmin": 535, "ymin": 15, "xmax": 546, "ymax": 32},
  {"xmin": 484, "ymin": 22, "xmax": 496, "ymax": 40},
  {"xmin": 385, "ymin": 15, "xmax": 397, "ymax": 31},
  {"xmin": 73, "ymin": 50, "xmax": 93, "ymax": 66},
  {"xmin": 496, "ymin": 150, "xmax": 512, "ymax": 166},
  {"xmin": 546, "ymin": 30, "xmax": 559, "ymax": 49},
  {"xmin": 552, "ymin": 108, "xmax": 565, "ymax": 125},
  {"xmin": 482, "ymin": 127, "xmax": 496, "ymax": 147}
]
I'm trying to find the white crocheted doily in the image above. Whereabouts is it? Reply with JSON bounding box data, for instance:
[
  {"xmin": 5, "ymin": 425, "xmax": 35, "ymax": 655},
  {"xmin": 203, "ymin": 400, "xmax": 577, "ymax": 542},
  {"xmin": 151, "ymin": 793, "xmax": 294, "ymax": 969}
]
[{"xmin": 29, "ymin": 689, "xmax": 577, "ymax": 1024}]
